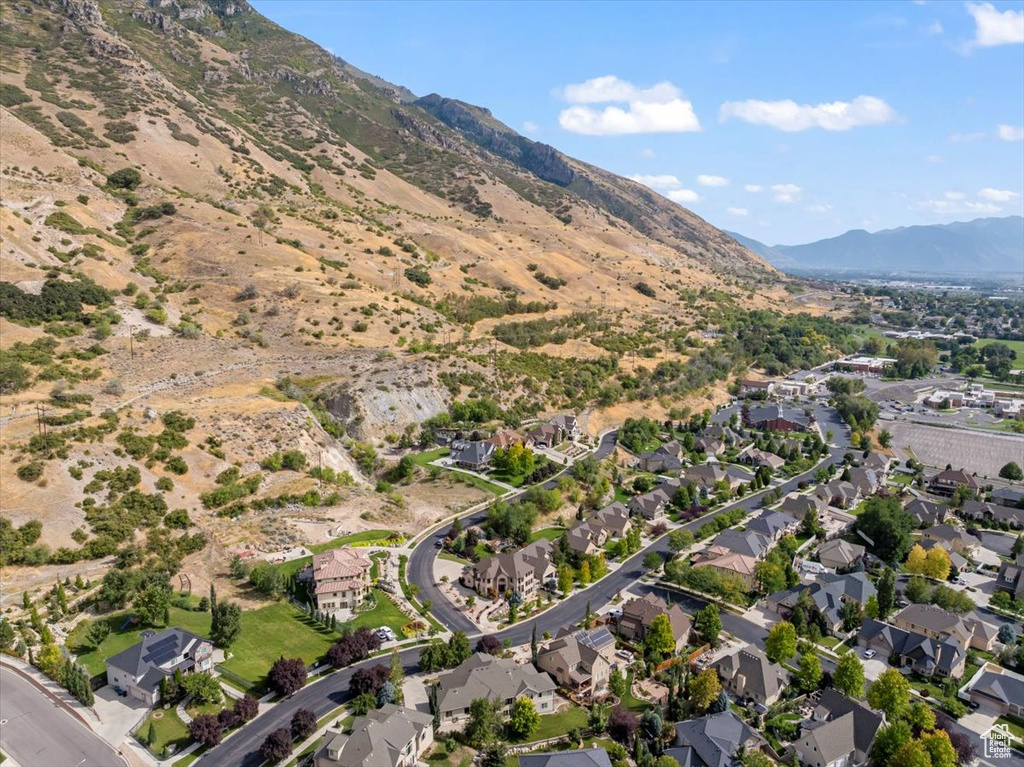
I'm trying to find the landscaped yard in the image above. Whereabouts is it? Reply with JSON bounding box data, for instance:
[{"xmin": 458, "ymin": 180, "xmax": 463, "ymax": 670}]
[
  {"xmin": 490, "ymin": 456, "xmax": 552, "ymax": 488},
  {"xmin": 451, "ymin": 472, "xmax": 506, "ymax": 496},
  {"xmin": 997, "ymin": 715, "xmax": 1024, "ymax": 742},
  {"xmin": 439, "ymin": 551, "xmax": 473, "ymax": 566},
  {"xmin": 507, "ymin": 705, "xmax": 589, "ymax": 744},
  {"xmin": 137, "ymin": 707, "xmax": 190, "ymax": 758},
  {"xmin": 975, "ymin": 338, "xmax": 1024, "ymax": 358},
  {"xmin": 69, "ymin": 605, "xmax": 213, "ymax": 676},
  {"xmin": 309, "ymin": 529, "xmax": 400, "ymax": 554},
  {"xmin": 343, "ymin": 589, "xmax": 411, "ymax": 634},
  {"xmin": 219, "ymin": 602, "xmax": 336, "ymax": 687},
  {"xmin": 410, "ymin": 447, "xmax": 449, "ymax": 467},
  {"xmin": 621, "ymin": 671, "xmax": 652, "ymax": 713},
  {"xmin": 529, "ymin": 527, "xmax": 566, "ymax": 543},
  {"xmin": 504, "ymin": 738, "xmax": 619, "ymax": 767}
]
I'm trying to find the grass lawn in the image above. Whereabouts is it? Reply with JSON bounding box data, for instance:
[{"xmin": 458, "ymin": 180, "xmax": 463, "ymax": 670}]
[
  {"xmin": 621, "ymin": 671, "xmax": 652, "ymax": 713},
  {"xmin": 490, "ymin": 457, "xmax": 552, "ymax": 488},
  {"xmin": 818, "ymin": 636, "xmax": 843, "ymax": 650},
  {"xmin": 410, "ymin": 448, "xmax": 449, "ymax": 467},
  {"xmin": 70, "ymin": 606, "xmax": 214, "ymax": 677},
  {"xmin": 137, "ymin": 707, "xmax": 190, "ymax": 758},
  {"xmin": 343, "ymin": 589, "xmax": 410, "ymax": 634},
  {"xmin": 506, "ymin": 705, "xmax": 589, "ymax": 744},
  {"xmin": 530, "ymin": 527, "xmax": 566, "ymax": 543},
  {"xmin": 370, "ymin": 551, "xmax": 387, "ymax": 581},
  {"xmin": 475, "ymin": 541, "xmax": 496, "ymax": 560},
  {"xmin": 998, "ymin": 716, "xmax": 1024, "ymax": 742},
  {"xmin": 976, "ymin": 338, "xmax": 1024, "ymax": 357},
  {"xmin": 612, "ymin": 485, "xmax": 633, "ymax": 504},
  {"xmin": 452, "ymin": 472, "xmax": 506, "ymax": 496},
  {"xmin": 439, "ymin": 551, "xmax": 473, "ymax": 565},
  {"xmin": 219, "ymin": 602, "xmax": 335, "ymax": 687},
  {"xmin": 309, "ymin": 529, "xmax": 399, "ymax": 554},
  {"xmin": 185, "ymin": 700, "xmax": 222, "ymax": 718}
]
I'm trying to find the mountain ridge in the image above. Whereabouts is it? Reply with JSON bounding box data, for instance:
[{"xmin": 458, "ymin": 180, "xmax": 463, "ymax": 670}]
[{"xmin": 729, "ymin": 216, "xmax": 1024, "ymax": 273}]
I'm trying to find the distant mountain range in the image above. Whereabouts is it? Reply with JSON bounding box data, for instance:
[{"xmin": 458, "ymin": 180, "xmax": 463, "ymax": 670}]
[{"xmin": 727, "ymin": 216, "xmax": 1024, "ymax": 274}]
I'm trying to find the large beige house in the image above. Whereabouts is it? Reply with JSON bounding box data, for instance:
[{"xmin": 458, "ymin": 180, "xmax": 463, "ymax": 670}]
[
  {"xmin": 892, "ymin": 604, "xmax": 999, "ymax": 652},
  {"xmin": 311, "ymin": 548, "xmax": 374, "ymax": 615},
  {"xmin": 316, "ymin": 705, "xmax": 433, "ymax": 767},
  {"xmin": 434, "ymin": 653, "xmax": 557, "ymax": 731},
  {"xmin": 460, "ymin": 539, "xmax": 555, "ymax": 600},
  {"xmin": 536, "ymin": 627, "xmax": 618, "ymax": 698}
]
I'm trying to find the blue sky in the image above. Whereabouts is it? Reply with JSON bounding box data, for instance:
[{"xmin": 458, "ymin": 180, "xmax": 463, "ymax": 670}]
[{"xmin": 251, "ymin": 0, "xmax": 1024, "ymax": 244}]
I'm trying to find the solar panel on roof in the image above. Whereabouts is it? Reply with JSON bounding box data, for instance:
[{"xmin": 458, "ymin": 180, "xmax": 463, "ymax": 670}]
[{"xmin": 141, "ymin": 635, "xmax": 179, "ymax": 666}]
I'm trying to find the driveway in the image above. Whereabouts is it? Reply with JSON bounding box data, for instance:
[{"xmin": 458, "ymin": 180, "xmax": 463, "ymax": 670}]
[
  {"xmin": 960, "ymin": 709, "xmax": 1000, "ymax": 737},
  {"xmin": 93, "ymin": 685, "xmax": 151, "ymax": 749}
]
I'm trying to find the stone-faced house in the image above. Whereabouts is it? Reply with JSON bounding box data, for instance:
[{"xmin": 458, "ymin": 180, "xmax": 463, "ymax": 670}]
[
  {"xmin": 434, "ymin": 653, "xmax": 556, "ymax": 730},
  {"xmin": 106, "ymin": 628, "xmax": 213, "ymax": 705}
]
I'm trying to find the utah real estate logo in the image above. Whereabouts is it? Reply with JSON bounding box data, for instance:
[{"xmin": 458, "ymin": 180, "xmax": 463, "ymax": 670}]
[{"xmin": 983, "ymin": 723, "xmax": 1013, "ymax": 760}]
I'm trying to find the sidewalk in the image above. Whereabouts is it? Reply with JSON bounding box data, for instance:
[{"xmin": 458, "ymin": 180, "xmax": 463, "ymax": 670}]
[{"xmin": 0, "ymin": 655, "xmax": 100, "ymax": 726}]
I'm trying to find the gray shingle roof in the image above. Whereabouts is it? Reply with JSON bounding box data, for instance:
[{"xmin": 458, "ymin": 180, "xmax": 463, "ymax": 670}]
[
  {"xmin": 519, "ymin": 748, "xmax": 612, "ymax": 767},
  {"xmin": 106, "ymin": 627, "xmax": 209, "ymax": 688},
  {"xmin": 436, "ymin": 653, "xmax": 556, "ymax": 715},
  {"xmin": 666, "ymin": 711, "xmax": 765, "ymax": 767},
  {"xmin": 326, "ymin": 705, "xmax": 432, "ymax": 767}
]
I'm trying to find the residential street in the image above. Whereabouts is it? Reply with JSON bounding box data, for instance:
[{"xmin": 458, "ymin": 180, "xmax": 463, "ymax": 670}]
[{"xmin": 0, "ymin": 665, "xmax": 126, "ymax": 767}]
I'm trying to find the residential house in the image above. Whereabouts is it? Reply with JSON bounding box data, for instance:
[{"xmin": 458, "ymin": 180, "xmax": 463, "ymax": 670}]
[
  {"xmin": 778, "ymin": 494, "xmax": 828, "ymax": 522},
  {"xmin": 961, "ymin": 499, "xmax": 1024, "ymax": 528},
  {"xmin": 589, "ymin": 502, "xmax": 633, "ymax": 539},
  {"xmin": 918, "ymin": 538, "xmax": 970, "ymax": 572},
  {"xmin": 857, "ymin": 619, "xmax": 967, "ymax": 679},
  {"xmin": 736, "ymin": 445, "xmax": 786, "ymax": 471},
  {"xmin": 629, "ymin": 487, "xmax": 671, "ymax": 521},
  {"xmin": 519, "ymin": 749, "xmax": 613, "ymax": 767},
  {"xmin": 536, "ymin": 627, "xmax": 617, "ymax": 698},
  {"xmin": 486, "ymin": 429, "xmax": 524, "ymax": 450},
  {"xmin": 713, "ymin": 646, "xmax": 788, "ymax": 707},
  {"xmin": 962, "ymin": 665, "xmax": 1024, "ymax": 717},
  {"xmin": 904, "ymin": 498, "xmax": 948, "ymax": 528},
  {"xmin": 449, "ymin": 439, "xmax": 496, "ymax": 470},
  {"xmin": 692, "ymin": 548, "xmax": 759, "ymax": 589},
  {"xmin": 921, "ymin": 524, "xmax": 981, "ymax": 557},
  {"xmin": 929, "ymin": 468, "xmax": 980, "ymax": 497},
  {"xmin": 958, "ymin": 500, "xmax": 997, "ymax": 523},
  {"xmin": 434, "ymin": 653, "xmax": 557, "ymax": 730},
  {"xmin": 550, "ymin": 414, "xmax": 581, "ymax": 441},
  {"xmin": 795, "ymin": 689, "xmax": 884, "ymax": 767},
  {"xmin": 816, "ymin": 539, "xmax": 865, "ymax": 571},
  {"xmin": 766, "ymin": 573, "xmax": 876, "ymax": 634},
  {"xmin": 846, "ymin": 467, "xmax": 881, "ymax": 498},
  {"xmin": 640, "ymin": 442, "xmax": 684, "ymax": 473},
  {"xmin": 682, "ymin": 463, "xmax": 752, "ymax": 493},
  {"xmin": 105, "ymin": 628, "xmax": 213, "ymax": 705},
  {"xmin": 992, "ymin": 487, "xmax": 1024, "ymax": 509},
  {"xmin": 862, "ymin": 453, "xmax": 892, "ymax": 475},
  {"xmin": 710, "ymin": 529, "xmax": 771, "ymax": 560},
  {"xmin": 315, "ymin": 705, "xmax": 433, "ymax": 767},
  {"xmin": 617, "ymin": 593, "xmax": 691, "ymax": 651},
  {"xmin": 815, "ymin": 481, "xmax": 860, "ymax": 510},
  {"xmin": 694, "ymin": 436, "xmax": 726, "ymax": 456},
  {"xmin": 461, "ymin": 539, "xmax": 554, "ymax": 599},
  {"xmin": 892, "ymin": 604, "xmax": 999, "ymax": 652},
  {"xmin": 743, "ymin": 404, "xmax": 811, "ymax": 433},
  {"xmin": 995, "ymin": 554, "xmax": 1024, "ymax": 601},
  {"xmin": 310, "ymin": 548, "xmax": 373, "ymax": 615},
  {"xmin": 746, "ymin": 510, "xmax": 799, "ymax": 543},
  {"xmin": 566, "ymin": 521, "xmax": 607, "ymax": 557},
  {"xmin": 526, "ymin": 423, "xmax": 561, "ymax": 449},
  {"xmin": 664, "ymin": 712, "xmax": 768, "ymax": 767},
  {"xmin": 704, "ymin": 425, "xmax": 741, "ymax": 445}
]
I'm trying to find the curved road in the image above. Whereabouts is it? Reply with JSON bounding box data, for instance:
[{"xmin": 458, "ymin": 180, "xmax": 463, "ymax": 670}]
[
  {"xmin": 200, "ymin": 408, "xmax": 851, "ymax": 767},
  {"xmin": 0, "ymin": 666, "xmax": 126, "ymax": 767}
]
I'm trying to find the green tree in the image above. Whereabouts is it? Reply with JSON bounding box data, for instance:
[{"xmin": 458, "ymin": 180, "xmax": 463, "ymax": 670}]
[
  {"xmin": 868, "ymin": 669, "xmax": 911, "ymax": 719},
  {"xmin": 765, "ymin": 621, "xmax": 797, "ymax": 664},
  {"xmin": 558, "ymin": 564, "xmax": 574, "ymax": 595},
  {"xmin": 507, "ymin": 697, "xmax": 540, "ymax": 740},
  {"xmin": 689, "ymin": 668, "xmax": 721, "ymax": 712},
  {"xmin": 1012, "ymin": 534, "xmax": 1024, "ymax": 557},
  {"xmin": 893, "ymin": 740, "xmax": 933, "ymax": 767},
  {"xmin": 796, "ymin": 649, "xmax": 822, "ymax": 693},
  {"xmin": 608, "ymin": 666, "xmax": 627, "ymax": 697},
  {"xmin": 864, "ymin": 595, "xmax": 880, "ymax": 620},
  {"xmin": 644, "ymin": 613, "xmax": 676, "ymax": 660},
  {"xmin": 921, "ymin": 730, "xmax": 958, "ymax": 767},
  {"xmin": 668, "ymin": 528, "xmax": 695, "ymax": 552},
  {"xmin": 389, "ymin": 651, "xmax": 405, "ymax": 704},
  {"xmin": 855, "ymin": 496, "xmax": 913, "ymax": 563},
  {"xmin": 694, "ymin": 604, "xmax": 722, "ymax": 648},
  {"xmin": 1000, "ymin": 461, "xmax": 1024, "ymax": 481},
  {"xmin": 905, "ymin": 576, "xmax": 931, "ymax": 604},
  {"xmin": 135, "ymin": 585, "xmax": 171, "ymax": 627},
  {"xmin": 449, "ymin": 631, "xmax": 472, "ymax": 666},
  {"xmin": 211, "ymin": 601, "xmax": 241, "ymax": 647},
  {"xmin": 465, "ymin": 697, "xmax": 503, "ymax": 749},
  {"xmin": 181, "ymin": 673, "xmax": 222, "ymax": 705},
  {"xmin": 871, "ymin": 721, "xmax": 913, "ymax": 766},
  {"xmin": 877, "ymin": 567, "xmax": 896, "ymax": 619},
  {"xmin": 831, "ymin": 651, "xmax": 864, "ymax": 696}
]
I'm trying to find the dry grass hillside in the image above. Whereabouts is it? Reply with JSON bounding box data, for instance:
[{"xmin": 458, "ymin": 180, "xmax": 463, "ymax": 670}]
[{"xmin": 0, "ymin": 0, "xmax": 836, "ymax": 594}]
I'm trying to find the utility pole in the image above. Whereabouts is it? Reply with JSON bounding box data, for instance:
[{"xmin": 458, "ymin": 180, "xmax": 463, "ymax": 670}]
[{"xmin": 128, "ymin": 325, "xmax": 135, "ymax": 361}]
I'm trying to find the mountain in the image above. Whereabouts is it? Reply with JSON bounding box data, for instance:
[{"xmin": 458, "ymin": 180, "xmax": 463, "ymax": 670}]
[
  {"xmin": 733, "ymin": 217, "xmax": 1024, "ymax": 274},
  {"xmin": 1, "ymin": 0, "xmax": 797, "ymax": 577}
]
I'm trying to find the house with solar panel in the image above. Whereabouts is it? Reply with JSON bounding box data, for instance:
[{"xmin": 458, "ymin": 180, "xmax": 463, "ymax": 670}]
[{"xmin": 105, "ymin": 627, "xmax": 213, "ymax": 705}]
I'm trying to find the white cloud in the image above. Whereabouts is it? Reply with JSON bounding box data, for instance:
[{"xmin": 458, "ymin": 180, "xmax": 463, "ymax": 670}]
[
  {"xmin": 965, "ymin": 2, "xmax": 1024, "ymax": 48},
  {"xmin": 629, "ymin": 174, "xmax": 683, "ymax": 191},
  {"xmin": 806, "ymin": 203, "xmax": 833, "ymax": 213},
  {"xmin": 522, "ymin": 121, "xmax": 540, "ymax": 135},
  {"xmin": 640, "ymin": 148, "xmax": 656, "ymax": 158},
  {"xmin": 557, "ymin": 76, "xmax": 701, "ymax": 136},
  {"xmin": 978, "ymin": 187, "xmax": 1020, "ymax": 201},
  {"xmin": 744, "ymin": 184, "xmax": 764, "ymax": 193},
  {"xmin": 697, "ymin": 174, "xmax": 730, "ymax": 187},
  {"xmin": 998, "ymin": 124, "xmax": 1024, "ymax": 141},
  {"xmin": 719, "ymin": 95, "xmax": 897, "ymax": 132},
  {"xmin": 726, "ymin": 207, "xmax": 749, "ymax": 216},
  {"xmin": 925, "ymin": 154, "xmax": 944, "ymax": 163},
  {"xmin": 945, "ymin": 191, "xmax": 967, "ymax": 200},
  {"xmin": 771, "ymin": 183, "xmax": 803, "ymax": 203},
  {"xmin": 949, "ymin": 131, "xmax": 987, "ymax": 142},
  {"xmin": 667, "ymin": 189, "xmax": 700, "ymax": 203},
  {"xmin": 925, "ymin": 20, "xmax": 944, "ymax": 35},
  {"xmin": 913, "ymin": 199, "xmax": 1002, "ymax": 214}
]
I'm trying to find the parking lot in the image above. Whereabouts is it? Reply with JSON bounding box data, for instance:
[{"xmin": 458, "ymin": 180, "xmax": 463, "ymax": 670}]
[{"xmin": 885, "ymin": 420, "xmax": 1024, "ymax": 477}]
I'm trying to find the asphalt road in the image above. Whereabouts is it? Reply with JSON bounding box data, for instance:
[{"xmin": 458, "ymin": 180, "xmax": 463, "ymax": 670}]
[
  {"xmin": 0, "ymin": 666, "xmax": 125, "ymax": 767},
  {"xmin": 200, "ymin": 406, "xmax": 852, "ymax": 767}
]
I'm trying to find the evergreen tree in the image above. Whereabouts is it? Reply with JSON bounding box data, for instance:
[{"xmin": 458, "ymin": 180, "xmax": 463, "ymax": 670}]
[{"xmin": 530, "ymin": 623, "xmax": 538, "ymax": 666}]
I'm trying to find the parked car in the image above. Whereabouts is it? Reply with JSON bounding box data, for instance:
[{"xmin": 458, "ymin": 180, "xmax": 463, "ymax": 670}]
[{"xmin": 863, "ymin": 649, "xmax": 877, "ymax": 659}]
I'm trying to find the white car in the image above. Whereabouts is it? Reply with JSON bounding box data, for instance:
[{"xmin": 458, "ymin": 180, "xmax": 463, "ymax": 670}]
[{"xmin": 863, "ymin": 649, "xmax": 877, "ymax": 659}]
